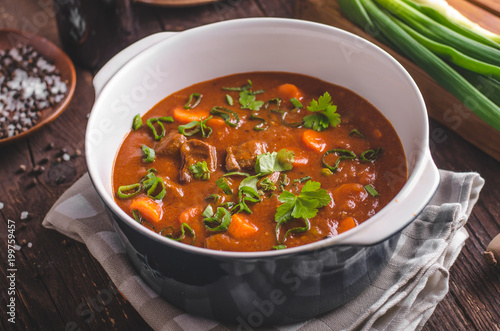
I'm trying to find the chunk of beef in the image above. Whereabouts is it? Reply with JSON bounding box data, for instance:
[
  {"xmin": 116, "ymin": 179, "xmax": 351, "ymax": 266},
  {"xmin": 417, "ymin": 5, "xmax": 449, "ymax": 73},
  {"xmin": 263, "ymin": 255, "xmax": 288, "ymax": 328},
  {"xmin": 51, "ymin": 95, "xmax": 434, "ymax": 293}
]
[
  {"xmin": 155, "ymin": 132, "xmax": 187, "ymax": 156},
  {"xmin": 180, "ymin": 139, "xmax": 217, "ymax": 183},
  {"xmin": 225, "ymin": 140, "xmax": 268, "ymax": 172},
  {"xmin": 163, "ymin": 177, "xmax": 184, "ymax": 198}
]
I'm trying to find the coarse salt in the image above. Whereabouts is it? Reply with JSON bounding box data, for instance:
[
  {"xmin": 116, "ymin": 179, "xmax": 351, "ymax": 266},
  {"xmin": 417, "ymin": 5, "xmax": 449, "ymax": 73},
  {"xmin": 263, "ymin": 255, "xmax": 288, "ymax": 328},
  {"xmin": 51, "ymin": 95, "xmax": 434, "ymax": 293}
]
[{"xmin": 0, "ymin": 44, "xmax": 68, "ymax": 139}]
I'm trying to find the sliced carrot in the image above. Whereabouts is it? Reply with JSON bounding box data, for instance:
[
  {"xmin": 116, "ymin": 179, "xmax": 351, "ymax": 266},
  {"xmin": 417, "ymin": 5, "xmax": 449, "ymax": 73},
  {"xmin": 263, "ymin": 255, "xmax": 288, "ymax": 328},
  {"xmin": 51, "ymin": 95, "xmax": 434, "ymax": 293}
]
[
  {"xmin": 178, "ymin": 206, "xmax": 203, "ymax": 241},
  {"xmin": 301, "ymin": 129, "xmax": 327, "ymax": 153},
  {"xmin": 179, "ymin": 206, "xmax": 202, "ymax": 226},
  {"xmin": 333, "ymin": 183, "xmax": 368, "ymax": 210},
  {"xmin": 228, "ymin": 213, "xmax": 258, "ymax": 239},
  {"xmin": 129, "ymin": 197, "xmax": 162, "ymax": 224},
  {"xmin": 206, "ymin": 116, "xmax": 226, "ymax": 128},
  {"xmin": 338, "ymin": 217, "xmax": 357, "ymax": 234},
  {"xmin": 278, "ymin": 83, "xmax": 304, "ymax": 101},
  {"xmin": 372, "ymin": 129, "xmax": 382, "ymax": 139},
  {"xmin": 284, "ymin": 146, "xmax": 309, "ymax": 167},
  {"xmin": 173, "ymin": 107, "xmax": 209, "ymax": 124}
]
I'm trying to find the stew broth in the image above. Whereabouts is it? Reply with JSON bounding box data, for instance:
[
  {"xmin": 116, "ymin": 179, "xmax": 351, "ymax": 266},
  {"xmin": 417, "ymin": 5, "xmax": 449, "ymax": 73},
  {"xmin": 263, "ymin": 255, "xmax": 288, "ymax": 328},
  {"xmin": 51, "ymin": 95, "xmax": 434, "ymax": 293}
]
[{"xmin": 113, "ymin": 72, "xmax": 407, "ymax": 251}]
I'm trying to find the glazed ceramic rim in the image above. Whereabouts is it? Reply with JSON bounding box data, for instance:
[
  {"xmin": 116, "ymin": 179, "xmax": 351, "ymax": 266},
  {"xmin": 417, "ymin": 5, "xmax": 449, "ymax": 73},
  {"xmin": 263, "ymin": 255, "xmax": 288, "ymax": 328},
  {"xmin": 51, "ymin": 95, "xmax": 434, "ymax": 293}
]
[{"xmin": 86, "ymin": 17, "xmax": 437, "ymax": 258}]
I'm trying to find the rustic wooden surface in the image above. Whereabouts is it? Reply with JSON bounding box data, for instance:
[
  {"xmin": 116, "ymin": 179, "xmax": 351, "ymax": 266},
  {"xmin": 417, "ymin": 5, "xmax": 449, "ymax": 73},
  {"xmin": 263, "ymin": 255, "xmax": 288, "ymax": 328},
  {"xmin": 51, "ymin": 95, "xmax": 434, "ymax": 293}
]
[{"xmin": 0, "ymin": 0, "xmax": 498, "ymax": 330}]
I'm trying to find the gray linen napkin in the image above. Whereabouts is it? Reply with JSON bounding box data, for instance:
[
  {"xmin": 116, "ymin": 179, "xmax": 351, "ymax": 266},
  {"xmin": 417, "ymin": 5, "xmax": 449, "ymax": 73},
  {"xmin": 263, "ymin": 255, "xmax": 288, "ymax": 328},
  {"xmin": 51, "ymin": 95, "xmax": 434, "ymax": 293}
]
[{"xmin": 42, "ymin": 169, "xmax": 484, "ymax": 331}]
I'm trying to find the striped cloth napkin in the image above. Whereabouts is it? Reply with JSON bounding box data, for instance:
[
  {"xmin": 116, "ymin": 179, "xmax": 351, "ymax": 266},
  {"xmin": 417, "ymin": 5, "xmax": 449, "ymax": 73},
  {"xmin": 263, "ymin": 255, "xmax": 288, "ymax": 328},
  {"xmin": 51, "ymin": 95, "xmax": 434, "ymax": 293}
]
[{"xmin": 42, "ymin": 170, "xmax": 484, "ymax": 331}]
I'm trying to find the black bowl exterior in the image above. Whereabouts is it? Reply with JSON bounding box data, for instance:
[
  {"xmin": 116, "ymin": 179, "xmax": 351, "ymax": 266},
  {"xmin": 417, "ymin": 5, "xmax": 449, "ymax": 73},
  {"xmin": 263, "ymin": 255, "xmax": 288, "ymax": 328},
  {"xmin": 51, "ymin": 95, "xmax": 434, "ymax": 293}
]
[{"xmin": 106, "ymin": 206, "xmax": 400, "ymax": 327}]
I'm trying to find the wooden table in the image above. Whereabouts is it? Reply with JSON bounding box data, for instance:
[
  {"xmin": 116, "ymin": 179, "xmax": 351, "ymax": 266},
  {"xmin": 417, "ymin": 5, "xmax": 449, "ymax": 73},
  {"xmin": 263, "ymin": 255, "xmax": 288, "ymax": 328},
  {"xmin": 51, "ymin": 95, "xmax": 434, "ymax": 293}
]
[{"xmin": 0, "ymin": 1, "xmax": 498, "ymax": 330}]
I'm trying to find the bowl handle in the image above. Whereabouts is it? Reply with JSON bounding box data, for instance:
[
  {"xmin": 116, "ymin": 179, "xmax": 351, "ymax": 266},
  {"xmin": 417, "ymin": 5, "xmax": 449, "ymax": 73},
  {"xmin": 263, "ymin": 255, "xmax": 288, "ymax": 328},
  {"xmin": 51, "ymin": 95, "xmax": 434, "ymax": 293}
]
[
  {"xmin": 93, "ymin": 32, "xmax": 177, "ymax": 98},
  {"xmin": 333, "ymin": 151, "xmax": 441, "ymax": 246}
]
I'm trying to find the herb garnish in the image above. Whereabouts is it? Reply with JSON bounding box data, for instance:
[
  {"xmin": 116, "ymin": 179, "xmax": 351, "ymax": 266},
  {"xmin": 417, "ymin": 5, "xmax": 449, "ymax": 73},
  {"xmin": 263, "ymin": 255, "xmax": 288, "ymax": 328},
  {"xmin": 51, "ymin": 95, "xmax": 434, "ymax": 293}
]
[
  {"xmin": 202, "ymin": 205, "xmax": 232, "ymax": 231},
  {"xmin": 116, "ymin": 169, "xmax": 166, "ymax": 200},
  {"xmin": 290, "ymin": 97, "xmax": 303, "ymax": 109},
  {"xmin": 184, "ymin": 93, "xmax": 202, "ymax": 109},
  {"xmin": 223, "ymin": 80, "xmax": 265, "ymax": 111},
  {"xmin": 364, "ymin": 184, "xmax": 379, "ymax": 197},
  {"xmin": 141, "ymin": 145, "xmax": 155, "ymax": 163},
  {"xmin": 322, "ymin": 149, "xmax": 356, "ymax": 173},
  {"xmin": 160, "ymin": 223, "xmax": 196, "ymax": 244},
  {"xmin": 210, "ymin": 106, "xmax": 240, "ymax": 127},
  {"xmin": 255, "ymin": 149, "xmax": 295, "ymax": 174},
  {"xmin": 360, "ymin": 148, "xmax": 383, "ymax": 162},
  {"xmin": 132, "ymin": 114, "xmax": 143, "ymax": 130},
  {"xmin": 303, "ymin": 92, "xmax": 341, "ymax": 131},
  {"xmin": 146, "ymin": 116, "xmax": 174, "ymax": 140},
  {"xmin": 178, "ymin": 116, "xmax": 213, "ymax": 138},
  {"xmin": 274, "ymin": 180, "xmax": 331, "ymax": 244},
  {"xmin": 349, "ymin": 129, "xmax": 365, "ymax": 138},
  {"xmin": 249, "ymin": 113, "xmax": 269, "ymax": 131},
  {"xmin": 189, "ymin": 161, "xmax": 211, "ymax": 180},
  {"xmin": 216, "ymin": 177, "xmax": 233, "ymax": 195}
]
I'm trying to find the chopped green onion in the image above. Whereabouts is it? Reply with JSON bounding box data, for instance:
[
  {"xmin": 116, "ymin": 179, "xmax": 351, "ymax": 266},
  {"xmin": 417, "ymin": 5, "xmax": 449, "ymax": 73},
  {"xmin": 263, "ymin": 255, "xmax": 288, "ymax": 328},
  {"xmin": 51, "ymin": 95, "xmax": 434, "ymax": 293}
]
[
  {"xmin": 322, "ymin": 149, "xmax": 357, "ymax": 173},
  {"xmin": 146, "ymin": 116, "xmax": 174, "ymax": 140},
  {"xmin": 349, "ymin": 129, "xmax": 365, "ymax": 138},
  {"xmin": 141, "ymin": 145, "xmax": 155, "ymax": 163},
  {"xmin": 178, "ymin": 116, "xmax": 213, "ymax": 138},
  {"xmin": 210, "ymin": 106, "xmax": 240, "ymax": 127},
  {"xmin": 216, "ymin": 177, "xmax": 233, "ymax": 195},
  {"xmin": 290, "ymin": 97, "xmax": 303, "ymax": 108},
  {"xmin": 132, "ymin": 114, "xmax": 142, "ymax": 130},
  {"xmin": 205, "ymin": 194, "xmax": 221, "ymax": 203},
  {"xmin": 160, "ymin": 223, "xmax": 196, "ymax": 244},
  {"xmin": 273, "ymin": 245, "xmax": 287, "ymax": 250},
  {"xmin": 226, "ymin": 94, "xmax": 234, "ymax": 106},
  {"xmin": 293, "ymin": 176, "xmax": 312, "ymax": 183},
  {"xmin": 276, "ymin": 218, "xmax": 311, "ymax": 244},
  {"xmin": 178, "ymin": 120, "xmax": 200, "ymax": 137},
  {"xmin": 117, "ymin": 183, "xmax": 141, "ymax": 199},
  {"xmin": 223, "ymin": 171, "xmax": 250, "ymax": 177},
  {"xmin": 145, "ymin": 177, "xmax": 166, "ymax": 200},
  {"xmin": 360, "ymin": 147, "xmax": 383, "ymax": 162},
  {"xmin": 184, "ymin": 93, "xmax": 202, "ymax": 109},
  {"xmin": 189, "ymin": 161, "xmax": 211, "ymax": 180},
  {"xmin": 233, "ymin": 186, "xmax": 261, "ymax": 214},
  {"xmin": 222, "ymin": 79, "xmax": 252, "ymax": 91},
  {"xmin": 203, "ymin": 206, "xmax": 232, "ymax": 231},
  {"xmin": 249, "ymin": 113, "xmax": 268, "ymax": 131},
  {"xmin": 265, "ymin": 98, "xmax": 281, "ymax": 111},
  {"xmin": 364, "ymin": 184, "xmax": 379, "ymax": 197},
  {"xmin": 132, "ymin": 209, "xmax": 156, "ymax": 230},
  {"xmin": 132, "ymin": 209, "xmax": 142, "ymax": 223}
]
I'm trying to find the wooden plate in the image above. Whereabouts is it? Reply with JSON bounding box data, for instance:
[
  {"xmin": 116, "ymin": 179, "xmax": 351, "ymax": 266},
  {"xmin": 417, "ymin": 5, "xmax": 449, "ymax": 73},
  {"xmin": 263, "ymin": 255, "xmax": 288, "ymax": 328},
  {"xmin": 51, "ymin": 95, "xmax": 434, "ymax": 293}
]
[
  {"xmin": 0, "ymin": 29, "xmax": 76, "ymax": 146},
  {"xmin": 134, "ymin": 0, "xmax": 220, "ymax": 7}
]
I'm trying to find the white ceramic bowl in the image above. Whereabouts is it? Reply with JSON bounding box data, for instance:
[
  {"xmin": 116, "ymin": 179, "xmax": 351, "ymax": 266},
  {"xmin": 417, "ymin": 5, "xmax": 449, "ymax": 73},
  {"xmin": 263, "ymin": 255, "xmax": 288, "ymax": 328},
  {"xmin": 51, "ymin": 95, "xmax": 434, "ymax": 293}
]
[{"xmin": 85, "ymin": 18, "xmax": 439, "ymax": 325}]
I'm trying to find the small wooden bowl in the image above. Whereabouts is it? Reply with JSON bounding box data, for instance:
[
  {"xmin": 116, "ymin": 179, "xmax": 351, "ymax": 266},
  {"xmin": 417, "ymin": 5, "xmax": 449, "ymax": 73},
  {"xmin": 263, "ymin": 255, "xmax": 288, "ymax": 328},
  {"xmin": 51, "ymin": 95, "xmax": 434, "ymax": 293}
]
[{"xmin": 0, "ymin": 29, "xmax": 76, "ymax": 146}]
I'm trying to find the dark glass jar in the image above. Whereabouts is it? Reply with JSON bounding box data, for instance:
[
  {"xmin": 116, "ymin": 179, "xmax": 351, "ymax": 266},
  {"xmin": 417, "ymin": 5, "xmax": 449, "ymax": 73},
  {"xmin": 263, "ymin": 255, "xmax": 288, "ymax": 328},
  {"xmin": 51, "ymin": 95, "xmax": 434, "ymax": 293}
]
[{"xmin": 52, "ymin": 0, "xmax": 134, "ymax": 70}]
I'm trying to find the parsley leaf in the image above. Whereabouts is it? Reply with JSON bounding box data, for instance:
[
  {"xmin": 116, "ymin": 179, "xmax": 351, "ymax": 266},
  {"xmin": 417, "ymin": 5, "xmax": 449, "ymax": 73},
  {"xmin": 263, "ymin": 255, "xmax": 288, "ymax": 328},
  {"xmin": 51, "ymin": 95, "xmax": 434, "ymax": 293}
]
[
  {"xmin": 303, "ymin": 92, "xmax": 341, "ymax": 131},
  {"xmin": 189, "ymin": 161, "xmax": 211, "ymax": 180},
  {"xmin": 239, "ymin": 90, "xmax": 264, "ymax": 111},
  {"xmin": 275, "ymin": 180, "xmax": 331, "ymax": 225},
  {"xmin": 255, "ymin": 149, "xmax": 295, "ymax": 174}
]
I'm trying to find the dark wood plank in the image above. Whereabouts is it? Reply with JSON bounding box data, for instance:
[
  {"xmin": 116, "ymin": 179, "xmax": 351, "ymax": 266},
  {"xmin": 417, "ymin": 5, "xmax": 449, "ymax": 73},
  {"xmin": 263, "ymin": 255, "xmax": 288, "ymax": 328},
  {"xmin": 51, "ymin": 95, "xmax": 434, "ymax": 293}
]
[{"xmin": 467, "ymin": 0, "xmax": 500, "ymax": 17}]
